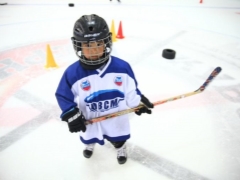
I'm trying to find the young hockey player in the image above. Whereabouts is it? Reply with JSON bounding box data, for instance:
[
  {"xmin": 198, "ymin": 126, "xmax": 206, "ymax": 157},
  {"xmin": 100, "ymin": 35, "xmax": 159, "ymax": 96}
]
[{"xmin": 55, "ymin": 14, "xmax": 153, "ymax": 165}]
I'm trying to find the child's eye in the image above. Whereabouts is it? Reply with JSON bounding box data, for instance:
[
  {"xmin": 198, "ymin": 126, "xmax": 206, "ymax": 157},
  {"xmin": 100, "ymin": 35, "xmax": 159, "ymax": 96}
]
[{"xmin": 82, "ymin": 43, "xmax": 88, "ymax": 47}]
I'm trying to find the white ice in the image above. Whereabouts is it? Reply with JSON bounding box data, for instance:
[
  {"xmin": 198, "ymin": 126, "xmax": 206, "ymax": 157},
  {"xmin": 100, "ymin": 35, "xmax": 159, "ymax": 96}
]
[{"xmin": 0, "ymin": 0, "xmax": 240, "ymax": 180}]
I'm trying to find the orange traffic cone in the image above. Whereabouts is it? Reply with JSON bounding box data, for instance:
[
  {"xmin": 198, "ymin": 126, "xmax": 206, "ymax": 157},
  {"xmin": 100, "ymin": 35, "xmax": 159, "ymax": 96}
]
[
  {"xmin": 45, "ymin": 44, "xmax": 58, "ymax": 68},
  {"xmin": 116, "ymin": 21, "xmax": 124, "ymax": 39},
  {"xmin": 110, "ymin": 20, "xmax": 117, "ymax": 42}
]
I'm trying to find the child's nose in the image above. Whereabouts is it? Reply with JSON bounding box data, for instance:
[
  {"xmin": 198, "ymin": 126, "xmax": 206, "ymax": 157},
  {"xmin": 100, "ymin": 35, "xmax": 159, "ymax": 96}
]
[{"xmin": 90, "ymin": 46, "xmax": 98, "ymax": 52}]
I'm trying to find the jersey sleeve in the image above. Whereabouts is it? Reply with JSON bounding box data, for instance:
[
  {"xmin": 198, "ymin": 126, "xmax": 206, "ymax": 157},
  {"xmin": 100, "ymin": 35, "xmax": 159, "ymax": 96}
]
[
  {"xmin": 55, "ymin": 69, "xmax": 78, "ymax": 118},
  {"xmin": 124, "ymin": 63, "xmax": 142, "ymax": 108}
]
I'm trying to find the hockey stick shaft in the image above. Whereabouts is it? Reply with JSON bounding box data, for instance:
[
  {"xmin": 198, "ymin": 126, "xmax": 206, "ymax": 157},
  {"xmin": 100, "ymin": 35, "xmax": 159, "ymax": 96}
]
[{"xmin": 85, "ymin": 67, "xmax": 222, "ymax": 125}]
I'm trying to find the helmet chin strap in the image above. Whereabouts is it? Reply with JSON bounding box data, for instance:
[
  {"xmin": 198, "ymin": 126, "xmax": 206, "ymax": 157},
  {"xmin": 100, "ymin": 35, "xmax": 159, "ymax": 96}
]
[{"xmin": 79, "ymin": 57, "xmax": 109, "ymax": 70}]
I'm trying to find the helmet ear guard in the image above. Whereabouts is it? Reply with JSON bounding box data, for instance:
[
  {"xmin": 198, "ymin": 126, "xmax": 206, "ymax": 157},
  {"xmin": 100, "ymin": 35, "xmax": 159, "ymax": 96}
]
[{"xmin": 102, "ymin": 32, "xmax": 112, "ymax": 54}]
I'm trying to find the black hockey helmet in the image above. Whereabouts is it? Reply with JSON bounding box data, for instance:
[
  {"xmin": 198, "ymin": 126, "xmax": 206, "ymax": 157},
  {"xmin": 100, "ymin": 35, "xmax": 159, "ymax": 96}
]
[{"xmin": 71, "ymin": 14, "xmax": 112, "ymax": 69}]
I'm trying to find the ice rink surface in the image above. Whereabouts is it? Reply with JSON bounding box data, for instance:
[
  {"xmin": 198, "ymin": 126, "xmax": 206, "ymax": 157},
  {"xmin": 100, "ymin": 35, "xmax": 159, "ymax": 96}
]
[{"xmin": 0, "ymin": 0, "xmax": 240, "ymax": 179}]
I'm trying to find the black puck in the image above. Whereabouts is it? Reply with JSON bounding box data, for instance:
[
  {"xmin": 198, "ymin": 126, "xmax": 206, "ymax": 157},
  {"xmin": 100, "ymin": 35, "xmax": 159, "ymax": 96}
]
[
  {"xmin": 68, "ymin": 3, "xmax": 74, "ymax": 7},
  {"xmin": 162, "ymin": 49, "xmax": 176, "ymax": 59}
]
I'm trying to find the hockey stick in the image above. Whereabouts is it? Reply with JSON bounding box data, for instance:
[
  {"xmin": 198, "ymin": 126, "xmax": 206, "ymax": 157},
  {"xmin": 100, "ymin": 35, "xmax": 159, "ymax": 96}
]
[{"xmin": 85, "ymin": 67, "xmax": 222, "ymax": 125}]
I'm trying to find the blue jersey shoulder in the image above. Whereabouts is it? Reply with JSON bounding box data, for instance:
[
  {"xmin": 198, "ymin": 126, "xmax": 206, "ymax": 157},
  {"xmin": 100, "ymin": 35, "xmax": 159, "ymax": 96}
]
[
  {"xmin": 64, "ymin": 60, "xmax": 98, "ymax": 86},
  {"xmin": 102, "ymin": 56, "xmax": 135, "ymax": 78},
  {"xmin": 110, "ymin": 56, "xmax": 131, "ymax": 69}
]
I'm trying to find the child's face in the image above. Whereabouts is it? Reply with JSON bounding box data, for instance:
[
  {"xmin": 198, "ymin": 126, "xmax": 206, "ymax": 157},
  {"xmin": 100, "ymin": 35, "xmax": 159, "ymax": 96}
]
[{"xmin": 82, "ymin": 40, "xmax": 105, "ymax": 60}]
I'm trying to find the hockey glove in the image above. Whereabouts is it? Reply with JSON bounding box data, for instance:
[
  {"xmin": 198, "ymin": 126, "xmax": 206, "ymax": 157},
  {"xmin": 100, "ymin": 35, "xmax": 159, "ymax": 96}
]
[
  {"xmin": 62, "ymin": 108, "xmax": 86, "ymax": 133},
  {"xmin": 135, "ymin": 95, "xmax": 154, "ymax": 116}
]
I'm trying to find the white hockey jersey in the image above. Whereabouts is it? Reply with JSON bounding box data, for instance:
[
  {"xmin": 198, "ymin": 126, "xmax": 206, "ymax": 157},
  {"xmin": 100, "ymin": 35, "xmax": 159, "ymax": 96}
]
[{"xmin": 55, "ymin": 56, "xmax": 142, "ymax": 145}]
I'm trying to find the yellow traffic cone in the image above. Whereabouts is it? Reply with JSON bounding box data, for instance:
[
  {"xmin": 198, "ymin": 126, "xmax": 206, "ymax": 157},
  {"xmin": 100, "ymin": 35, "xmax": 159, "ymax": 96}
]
[
  {"xmin": 110, "ymin": 20, "xmax": 117, "ymax": 42},
  {"xmin": 45, "ymin": 44, "xmax": 58, "ymax": 68}
]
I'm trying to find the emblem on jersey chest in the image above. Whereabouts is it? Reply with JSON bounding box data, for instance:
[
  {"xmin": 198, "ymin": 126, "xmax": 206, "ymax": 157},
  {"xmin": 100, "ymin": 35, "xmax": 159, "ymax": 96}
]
[
  {"xmin": 114, "ymin": 76, "xmax": 123, "ymax": 86},
  {"xmin": 81, "ymin": 80, "xmax": 91, "ymax": 91}
]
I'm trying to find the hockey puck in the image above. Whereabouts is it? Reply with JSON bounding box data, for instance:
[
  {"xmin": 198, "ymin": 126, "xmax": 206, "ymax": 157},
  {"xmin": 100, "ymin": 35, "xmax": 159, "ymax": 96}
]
[
  {"xmin": 162, "ymin": 49, "xmax": 176, "ymax": 59},
  {"xmin": 68, "ymin": 3, "xmax": 74, "ymax": 7}
]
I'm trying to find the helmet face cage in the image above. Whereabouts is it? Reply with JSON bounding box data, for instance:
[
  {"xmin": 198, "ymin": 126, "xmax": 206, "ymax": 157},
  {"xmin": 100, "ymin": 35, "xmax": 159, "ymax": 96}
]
[
  {"xmin": 72, "ymin": 14, "xmax": 112, "ymax": 67},
  {"xmin": 72, "ymin": 34, "xmax": 112, "ymax": 66}
]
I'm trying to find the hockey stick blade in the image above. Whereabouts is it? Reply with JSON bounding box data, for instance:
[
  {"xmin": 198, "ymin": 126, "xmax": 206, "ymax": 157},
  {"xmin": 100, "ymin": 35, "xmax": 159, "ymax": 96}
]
[
  {"xmin": 85, "ymin": 67, "xmax": 222, "ymax": 125},
  {"xmin": 195, "ymin": 66, "xmax": 222, "ymax": 92}
]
